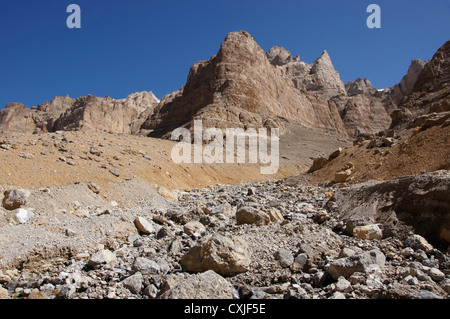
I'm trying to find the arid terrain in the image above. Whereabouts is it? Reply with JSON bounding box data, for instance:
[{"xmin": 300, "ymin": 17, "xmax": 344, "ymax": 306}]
[{"xmin": 0, "ymin": 31, "xmax": 448, "ymax": 300}]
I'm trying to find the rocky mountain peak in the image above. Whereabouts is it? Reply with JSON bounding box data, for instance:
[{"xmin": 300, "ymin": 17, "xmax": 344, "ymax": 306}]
[{"xmin": 345, "ymin": 78, "xmax": 377, "ymax": 96}]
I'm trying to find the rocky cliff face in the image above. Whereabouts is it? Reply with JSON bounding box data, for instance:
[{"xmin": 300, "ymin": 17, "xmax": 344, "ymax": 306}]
[
  {"xmin": 0, "ymin": 92, "xmax": 159, "ymax": 137},
  {"xmin": 142, "ymin": 31, "xmax": 348, "ymax": 138},
  {"xmin": 267, "ymin": 45, "xmax": 393, "ymax": 136},
  {"xmin": 0, "ymin": 103, "xmax": 38, "ymax": 135},
  {"xmin": 390, "ymin": 40, "xmax": 450, "ymax": 129}
]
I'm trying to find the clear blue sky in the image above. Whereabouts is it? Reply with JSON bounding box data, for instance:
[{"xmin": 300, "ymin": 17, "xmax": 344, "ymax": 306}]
[{"xmin": 1, "ymin": 0, "xmax": 449, "ymax": 109}]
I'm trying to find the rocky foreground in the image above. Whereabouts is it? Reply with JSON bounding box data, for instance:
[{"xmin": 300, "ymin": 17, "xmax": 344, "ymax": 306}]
[{"xmin": 0, "ymin": 172, "xmax": 449, "ymax": 300}]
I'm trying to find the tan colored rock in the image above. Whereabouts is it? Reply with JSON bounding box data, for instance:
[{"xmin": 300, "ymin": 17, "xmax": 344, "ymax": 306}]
[
  {"xmin": 0, "ymin": 286, "xmax": 10, "ymax": 299},
  {"xmin": 334, "ymin": 169, "xmax": 352, "ymax": 183},
  {"xmin": 159, "ymin": 270, "xmax": 234, "ymax": 299},
  {"xmin": 353, "ymin": 224, "xmax": 383, "ymax": 240},
  {"xmin": 134, "ymin": 217, "xmax": 156, "ymax": 235},
  {"xmin": 236, "ymin": 206, "xmax": 271, "ymax": 226},
  {"xmin": 183, "ymin": 221, "xmax": 206, "ymax": 237},
  {"xmin": 157, "ymin": 186, "xmax": 178, "ymax": 202},
  {"xmin": 266, "ymin": 207, "xmax": 284, "ymax": 223},
  {"xmin": 180, "ymin": 234, "xmax": 250, "ymax": 276},
  {"xmin": 87, "ymin": 249, "xmax": 117, "ymax": 269}
]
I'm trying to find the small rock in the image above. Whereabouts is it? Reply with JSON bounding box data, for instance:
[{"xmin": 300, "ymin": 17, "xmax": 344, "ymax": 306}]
[
  {"xmin": 0, "ymin": 286, "xmax": 9, "ymax": 300},
  {"xmin": 89, "ymin": 148, "xmax": 102, "ymax": 156},
  {"xmin": 109, "ymin": 169, "xmax": 120, "ymax": 177},
  {"xmin": 335, "ymin": 277, "xmax": 352, "ymax": 292},
  {"xmin": 353, "ymin": 224, "xmax": 383, "ymax": 240},
  {"xmin": 157, "ymin": 186, "xmax": 178, "ymax": 202},
  {"xmin": 404, "ymin": 234, "xmax": 433, "ymax": 251},
  {"xmin": 2, "ymin": 189, "xmax": 27, "ymax": 210},
  {"xmin": 292, "ymin": 253, "xmax": 308, "ymax": 272},
  {"xmin": 87, "ymin": 182, "xmax": 101, "ymax": 194},
  {"xmin": 236, "ymin": 206, "xmax": 271, "ymax": 226},
  {"xmin": 428, "ymin": 268, "xmax": 445, "ymax": 282},
  {"xmin": 183, "ymin": 221, "xmax": 206, "ymax": 237},
  {"xmin": 327, "ymin": 249, "xmax": 386, "ymax": 280},
  {"xmin": 121, "ymin": 272, "xmax": 143, "ymax": 295},
  {"xmin": 333, "ymin": 169, "xmax": 352, "ymax": 183},
  {"xmin": 87, "ymin": 249, "xmax": 117, "ymax": 269},
  {"xmin": 159, "ymin": 270, "xmax": 234, "ymax": 299},
  {"xmin": 14, "ymin": 208, "xmax": 34, "ymax": 224},
  {"xmin": 134, "ymin": 217, "xmax": 156, "ymax": 235},
  {"xmin": 274, "ymin": 249, "xmax": 294, "ymax": 268},
  {"xmin": 132, "ymin": 257, "xmax": 161, "ymax": 275}
]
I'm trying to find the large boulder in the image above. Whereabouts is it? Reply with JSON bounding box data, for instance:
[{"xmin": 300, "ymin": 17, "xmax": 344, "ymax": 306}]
[
  {"xmin": 180, "ymin": 234, "xmax": 250, "ymax": 276},
  {"xmin": 159, "ymin": 270, "xmax": 234, "ymax": 299},
  {"xmin": 327, "ymin": 249, "xmax": 386, "ymax": 280}
]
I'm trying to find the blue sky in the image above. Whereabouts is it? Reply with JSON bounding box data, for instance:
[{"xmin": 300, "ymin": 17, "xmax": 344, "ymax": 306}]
[{"xmin": 0, "ymin": 0, "xmax": 449, "ymax": 109}]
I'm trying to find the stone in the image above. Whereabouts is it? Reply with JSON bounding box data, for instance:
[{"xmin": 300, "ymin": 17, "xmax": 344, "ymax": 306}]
[
  {"xmin": 308, "ymin": 157, "xmax": 330, "ymax": 174},
  {"xmin": 0, "ymin": 286, "xmax": 9, "ymax": 299},
  {"xmin": 109, "ymin": 169, "xmax": 120, "ymax": 177},
  {"xmin": 159, "ymin": 270, "xmax": 234, "ymax": 299},
  {"xmin": 274, "ymin": 249, "xmax": 294, "ymax": 268},
  {"xmin": 236, "ymin": 206, "xmax": 271, "ymax": 226},
  {"xmin": 333, "ymin": 169, "xmax": 352, "ymax": 183},
  {"xmin": 134, "ymin": 217, "xmax": 156, "ymax": 235},
  {"xmin": 56, "ymin": 284, "xmax": 76, "ymax": 299},
  {"xmin": 415, "ymin": 291, "xmax": 443, "ymax": 299},
  {"xmin": 14, "ymin": 208, "xmax": 34, "ymax": 224},
  {"xmin": 328, "ymin": 148, "xmax": 342, "ymax": 160},
  {"xmin": 327, "ymin": 249, "xmax": 386, "ymax": 280},
  {"xmin": 87, "ymin": 182, "xmax": 101, "ymax": 194},
  {"xmin": 292, "ymin": 253, "xmax": 308, "ymax": 271},
  {"xmin": 132, "ymin": 257, "xmax": 161, "ymax": 275},
  {"xmin": 352, "ymin": 224, "xmax": 383, "ymax": 240},
  {"xmin": 180, "ymin": 234, "xmax": 250, "ymax": 276},
  {"xmin": 209, "ymin": 203, "xmax": 235, "ymax": 218},
  {"xmin": 121, "ymin": 272, "xmax": 143, "ymax": 295},
  {"xmin": 87, "ymin": 249, "xmax": 117, "ymax": 269},
  {"xmin": 2, "ymin": 189, "xmax": 27, "ymax": 210},
  {"xmin": 428, "ymin": 268, "xmax": 445, "ymax": 282},
  {"xmin": 89, "ymin": 147, "xmax": 102, "ymax": 156},
  {"xmin": 404, "ymin": 235, "xmax": 434, "ymax": 251},
  {"xmin": 266, "ymin": 207, "xmax": 284, "ymax": 223},
  {"xmin": 157, "ymin": 186, "xmax": 178, "ymax": 202},
  {"xmin": 183, "ymin": 221, "xmax": 206, "ymax": 237},
  {"xmin": 335, "ymin": 277, "xmax": 352, "ymax": 293}
]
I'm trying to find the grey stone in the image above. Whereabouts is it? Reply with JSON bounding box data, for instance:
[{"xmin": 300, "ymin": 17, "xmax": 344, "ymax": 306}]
[
  {"xmin": 87, "ymin": 249, "xmax": 117, "ymax": 269},
  {"xmin": 327, "ymin": 249, "xmax": 386, "ymax": 280},
  {"xmin": 274, "ymin": 249, "xmax": 294, "ymax": 268},
  {"xmin": 132, "ymin": 257, "xmax": 161, "ymax": 275},
  {"xmin": 121, "ymin": 272, "xmax": 143, "ymax": 295},
  {"xmin": 159, "ymin": 270, "xmax": 233, "ymax": 299}
]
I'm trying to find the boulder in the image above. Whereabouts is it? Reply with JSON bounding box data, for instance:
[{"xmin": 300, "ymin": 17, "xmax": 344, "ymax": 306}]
[
  {"xmin": 327, "ymin": 249, "xmax": 386, "ymax": 280},
  {"xmin": 87, "ymin": 249, "xmax": 117, "ymax": 269},
  {"xmin": 236, "ymin": 206, "xmax": 271, "ymax": 226},
  {"xmin": 180, "ymin": 234, "xmax": 250, "ymax": 276},
  {"xmin": 352, "ymin": 224, "xmax": 383, "ymax": 240},
  {"xmin": 2, "ymin": 189, "xmax": 27, "ymax": 210},
  {"xmin": 134, "ymin": 217, "xmax": 156, "ymax": 235},
  {"xmin": 159, "ymin": 270, "xmax": 233, "ymax": 299}
]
